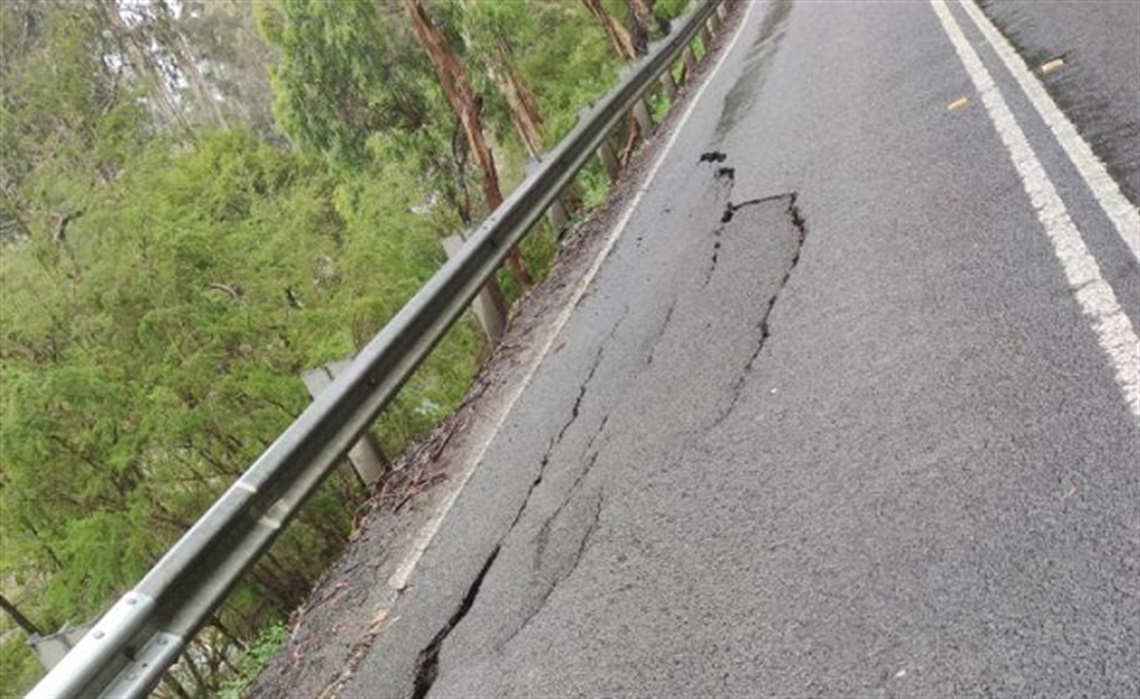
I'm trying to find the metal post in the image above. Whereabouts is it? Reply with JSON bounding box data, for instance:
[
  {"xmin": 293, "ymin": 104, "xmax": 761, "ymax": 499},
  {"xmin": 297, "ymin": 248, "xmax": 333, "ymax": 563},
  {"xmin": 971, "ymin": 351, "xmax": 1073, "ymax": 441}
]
[
  {"xmin": 526, "ymin": 159, "xmax": 571, "ymax": 235},
  {"xmin": 659, "ymin": 70, "xmax": 678, "ymax": 101},
  {"xmin": 699, "ymin": 24, "xmax": 712, "ymax": 54},
  {"xmin": 596, "ymin": 139, "xmax": 621, "ymax": 182},
  {"xmin": 682, "ymin": 45, "xmax": 698, "ymax": 79},
  {"xmin": 301, "ymin": 360, "xmax": 388, "ymax": 486},
  {"xmin": 632, "ymin": 98, "xmax": 654, "ymax": 137},
  {"xmin": 547, "ymin": 197, "xmax": 570, "ymax": 235},
  {"xmin": 28, "ymin": 625, "xmax": 91, "ymax": 671},
  {"xmin": 441, "ymin": 234, "xmax": 508, "ymax": 342},
  {"xmin": 707, "ymin": 13, "xmax": 720, "ymax": 36}
]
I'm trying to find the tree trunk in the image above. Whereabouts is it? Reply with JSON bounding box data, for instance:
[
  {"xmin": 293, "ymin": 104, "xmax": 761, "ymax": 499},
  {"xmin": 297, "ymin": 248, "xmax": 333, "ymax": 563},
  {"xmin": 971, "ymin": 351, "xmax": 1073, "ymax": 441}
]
[
  {"xmin": 581, "ymin": 0, "xmax": 636, "ymax": 61},
  {"xmin": 153, "ymin": 0, "xmax": 229, "ymax": 129},
  {"xmin": 490, "ymin": 43, "xmax": 544, "ymax": 159},
  {"xmin": 174, "ymin": 34, "xmax": 229, "ymax": 129},
  {"xmin": 402, "ymin": 0, "xmax": 530, "ymax": 288},
  {"xmin": 0, "ymin": 594, "xmax": 42, "ymax": 636},
  {"xmin": 100, "ymin": 1, "xmax": 191, "ymax": 135},
  {"xmin": 628, "ymin": 0, "xmax": 653, "ymax": 55}
]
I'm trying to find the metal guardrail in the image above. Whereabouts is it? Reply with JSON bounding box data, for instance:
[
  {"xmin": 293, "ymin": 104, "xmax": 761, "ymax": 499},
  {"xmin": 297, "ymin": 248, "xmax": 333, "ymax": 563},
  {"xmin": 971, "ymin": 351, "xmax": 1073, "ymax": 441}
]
[{"xmin": 26, "ymin": 2, "xmax": 725, "ymax": 696}]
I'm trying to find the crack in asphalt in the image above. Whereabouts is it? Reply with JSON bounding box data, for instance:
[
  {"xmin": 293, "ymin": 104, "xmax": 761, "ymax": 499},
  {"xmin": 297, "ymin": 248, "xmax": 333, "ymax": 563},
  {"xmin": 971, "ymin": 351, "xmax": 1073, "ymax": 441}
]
[
  {"xmin": 409, "ymin": 310, "xmax": 626, "ymax": 698},
  {"xmin": 585, "ymin": 413, "xmax": 610, "ymax": 452},
  {"xmin": 534, "ymin": 449, "xmax": 600, "ymax": 568},
  {"xmin": 645, "ymin": 300, "xmax": 678, "ymax": 366},
  {"xmin": 410, "ymin": 547, "xmax": 500, "ymax": 699},
  {"xmin": 510, "ymin": 487, "xmax": 605, "ymax": 648}
]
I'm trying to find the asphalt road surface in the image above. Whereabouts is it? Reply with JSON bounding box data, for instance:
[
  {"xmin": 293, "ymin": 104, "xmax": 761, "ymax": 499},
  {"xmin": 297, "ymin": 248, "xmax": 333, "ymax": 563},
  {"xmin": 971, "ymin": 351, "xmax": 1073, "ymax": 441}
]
[{"xmin": 339, "ymin": 2, "xmax": 1140, "ymax": 697}]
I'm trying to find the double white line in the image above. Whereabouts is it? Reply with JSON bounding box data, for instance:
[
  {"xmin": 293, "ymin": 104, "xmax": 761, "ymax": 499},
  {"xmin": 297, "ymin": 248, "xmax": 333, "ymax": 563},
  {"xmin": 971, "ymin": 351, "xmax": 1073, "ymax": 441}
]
[{"xmin": 930, "ymin": 0, "xmax": 1140, "ymax": 419}]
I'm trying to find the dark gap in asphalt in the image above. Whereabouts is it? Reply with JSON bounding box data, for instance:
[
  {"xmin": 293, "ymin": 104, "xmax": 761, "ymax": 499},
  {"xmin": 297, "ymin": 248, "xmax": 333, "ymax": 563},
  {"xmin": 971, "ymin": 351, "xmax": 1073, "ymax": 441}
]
[
  {"xmin": 702, "ymin": 153, "xmax": 737, "ymax": 283},
  {"xmin": 411, "ymin": 546, "xmax": 500, "ymax": 699}
]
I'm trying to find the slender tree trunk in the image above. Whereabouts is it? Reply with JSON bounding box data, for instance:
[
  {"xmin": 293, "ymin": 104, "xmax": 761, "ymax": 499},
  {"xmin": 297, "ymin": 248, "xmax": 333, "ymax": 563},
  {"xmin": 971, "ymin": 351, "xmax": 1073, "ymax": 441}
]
[
  {"xmin": 174, "ymin": 35, "xmax": 229, "ymax": 129},
  {"xmin": 152, "ymin": 0, "xmax": 229, "ymax": 129},
  {"xmin": 100, "ymin": 1, "xmax": 191, "ymax": 136},
  {"xmin": 628, "ymin": 0, "xmax": 654, "ymax": 55},
  {"xmin": 581, "ymin": 0, "xmax": 636, "ymax": 61},
  {"xmin": 490, "ymin": 44, "xmax": 544, "ymax": 159},
  {"xmin": 402, "ymin": 0, "xmax": 530, "ymax": 288},
  {"xmin": 0, "ymin": 594, "xmax": 42, "ymax": 636}
]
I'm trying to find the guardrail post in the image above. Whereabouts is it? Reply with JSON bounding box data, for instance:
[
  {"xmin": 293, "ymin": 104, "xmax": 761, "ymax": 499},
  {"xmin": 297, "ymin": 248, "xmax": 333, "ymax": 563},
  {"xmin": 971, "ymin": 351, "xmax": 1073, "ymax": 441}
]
[
  {"xmin": 526, "ymin": 159, "xmax": 571, "ymax": 235},
  {"xmin": 658, "ymin": 70, "xmax": 678, "ymax": 101},
  {"xmin": 596, "ymin": 139, "xmax": 621, "ymax": 182},
  {"xmin": 632, "ymin": 98, "xmax": 654, "ymax": 137},
  {"xmin": 717, "ymin": 1, "xmax": 728, "ymax": 22},
  {"xmin": 707, "ymin": 13, "xmax": 720, "ymax": 36},
  {"xmin": 682, "ymin": 45, "xmax": 698, "ymax": 79},
  {"xmin": 301, "ymin": 361, "xmax": 388, "ymax": 486},
  {"xmin": 699, "ymin": 24, "xmax": 712, "ymax": 52},
  {"xmin": 547, "ymin": 197, "xmax": 570, "ymax": 234},
  {"xmin": 441, "ymin": 233, "xmax": 508, "ymax": 341}
]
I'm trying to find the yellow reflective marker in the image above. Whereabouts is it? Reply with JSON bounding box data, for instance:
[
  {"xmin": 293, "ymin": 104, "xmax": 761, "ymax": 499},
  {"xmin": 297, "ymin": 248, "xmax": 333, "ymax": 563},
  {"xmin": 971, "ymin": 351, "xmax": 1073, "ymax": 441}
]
[
  {"xmin": 1040, "ymin": 58, "xmax": 1064, "ymax": 74},
  {"xmin": 946, "ymin": 96, "xmax": 970, "ymax": 111}
]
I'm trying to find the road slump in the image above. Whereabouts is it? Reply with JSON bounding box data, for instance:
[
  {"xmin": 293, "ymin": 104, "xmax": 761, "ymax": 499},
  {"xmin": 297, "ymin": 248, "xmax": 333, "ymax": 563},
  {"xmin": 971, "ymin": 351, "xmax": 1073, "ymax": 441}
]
[{"xmin": 696, "ymin": 152, "xmax": 808, "ymax": 426}]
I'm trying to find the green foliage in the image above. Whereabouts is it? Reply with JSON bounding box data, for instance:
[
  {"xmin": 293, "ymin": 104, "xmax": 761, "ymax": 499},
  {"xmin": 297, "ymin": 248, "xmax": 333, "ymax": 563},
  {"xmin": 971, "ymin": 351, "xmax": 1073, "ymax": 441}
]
[
  {"xmin": 0, "ymin": 628, "xmax": 42, "ymax": 699},
  {"xmin": 258, "ymin": 0, "xmax": 436, "ymax": 170},
  {"xmin": 216, "ymin": 618, "xmax": 288, "ymax": 699},
  {"xmin": 516, "ymin": 6, "xmax": 618, "ymax": 146},
  {"xmin": 0, "ymin": 129, "xmax": 482, "ymax": 692},
  {"xmin": 654, "ymin": 0, "xmax": 694, "ymax": 22}
]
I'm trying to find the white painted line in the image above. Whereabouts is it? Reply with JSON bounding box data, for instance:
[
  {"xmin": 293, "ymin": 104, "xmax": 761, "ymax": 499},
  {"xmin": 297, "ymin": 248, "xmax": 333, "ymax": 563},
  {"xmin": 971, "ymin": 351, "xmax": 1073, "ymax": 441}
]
[
  {"xmin": 959, "ymin": 0, "xmax": 1140, "ymax": 262},
  {"xmin": 386, "ymin": 0, "xmax": 761, "ymax": 593},
  {"xmin": 930, "ymin": 0, "xmax": 1140, "ymax": 418}
]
